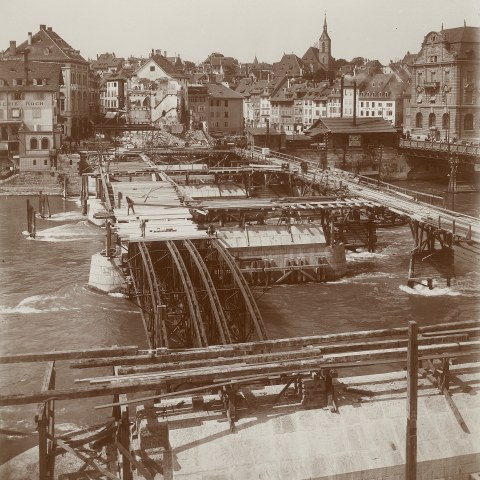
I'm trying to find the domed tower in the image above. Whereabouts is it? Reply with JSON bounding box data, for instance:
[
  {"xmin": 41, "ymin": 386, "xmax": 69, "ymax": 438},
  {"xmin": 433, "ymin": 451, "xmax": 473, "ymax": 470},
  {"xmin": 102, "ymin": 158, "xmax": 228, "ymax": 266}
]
[{"xmin": 318, "ymin": 13, "xmax": 332, "ymax": 71}]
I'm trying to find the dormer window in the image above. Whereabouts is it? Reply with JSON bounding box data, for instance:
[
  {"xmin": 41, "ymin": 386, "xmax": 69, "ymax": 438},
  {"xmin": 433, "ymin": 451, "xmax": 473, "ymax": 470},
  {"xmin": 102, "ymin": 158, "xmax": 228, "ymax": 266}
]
[
  {"xmin": 372, "ymin": 82, "xmax": 375, "ymax": 87},
  {"xmin": 150, "ymin": 66, "xmax": 155, "ymax": 71}
]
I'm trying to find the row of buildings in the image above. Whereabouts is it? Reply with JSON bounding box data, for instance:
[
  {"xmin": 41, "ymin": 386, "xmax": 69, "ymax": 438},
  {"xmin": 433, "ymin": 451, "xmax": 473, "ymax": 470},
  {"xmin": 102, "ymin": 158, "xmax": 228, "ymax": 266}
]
[{"xmin": 0, "ymin": 20, "xmax": 478, "ymax": 171}]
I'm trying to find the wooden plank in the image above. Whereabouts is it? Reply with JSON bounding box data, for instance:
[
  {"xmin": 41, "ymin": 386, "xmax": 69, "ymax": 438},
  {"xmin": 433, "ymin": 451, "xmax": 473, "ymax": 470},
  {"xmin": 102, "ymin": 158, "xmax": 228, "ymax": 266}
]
[
  {"xmin": 107, "ymin": 333, "xmax": 467, "ymax": 377},
  {"xmin": 3, "ymin": 343, "xmax": 479, "ymax": 407},
  {"xmin": 71, "ymin": 320, "xmax": 479, "ymax": 369},
  {"xmin": 0, "ymin": 346, "xmax": 139, "ymax": 364},
  {"xmin": 421, "ymin": 327, "xmax": 480, "ymax": 338}
]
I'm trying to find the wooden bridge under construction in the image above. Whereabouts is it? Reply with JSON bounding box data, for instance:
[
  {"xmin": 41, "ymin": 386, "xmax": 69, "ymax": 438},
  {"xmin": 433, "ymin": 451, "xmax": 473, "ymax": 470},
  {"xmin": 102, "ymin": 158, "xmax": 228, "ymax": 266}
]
[
  {"xmin": 10, "ymin": 145, "xmax": 479, "ymax": 479},
  {"xmin": 77, "ymin": 146, "xmax": 480, "ymax": 350}
]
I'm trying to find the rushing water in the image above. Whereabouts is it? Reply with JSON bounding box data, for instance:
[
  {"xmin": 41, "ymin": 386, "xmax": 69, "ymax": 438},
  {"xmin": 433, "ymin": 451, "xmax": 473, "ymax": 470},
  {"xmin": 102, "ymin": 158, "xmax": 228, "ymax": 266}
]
[{"xmin": 0, "ymin": 184, "xmax": 479, "ymax": 464}]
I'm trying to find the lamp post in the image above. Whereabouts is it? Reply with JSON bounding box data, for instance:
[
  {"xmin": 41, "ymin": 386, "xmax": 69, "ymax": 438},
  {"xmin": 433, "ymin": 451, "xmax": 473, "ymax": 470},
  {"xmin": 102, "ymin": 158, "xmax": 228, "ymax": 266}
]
[{"xmin": 448, "ymin": 154, "xmax": 459, "ymax": 211}]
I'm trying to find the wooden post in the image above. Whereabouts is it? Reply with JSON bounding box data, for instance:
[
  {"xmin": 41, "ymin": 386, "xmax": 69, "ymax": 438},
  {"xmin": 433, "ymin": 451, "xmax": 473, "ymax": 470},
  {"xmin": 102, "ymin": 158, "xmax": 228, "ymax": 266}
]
[
  {"xmin": 32, "ymin": 209, "xmax": 36, "ymax": 238},
  {"xmin": 105, "ymin": 220, "xmax": 111, "ymax": 257},
  {"xmin": 27, "ymin": 199, "xmax": 31, "ymax": 235},
  {"xmin": 406, "ymin": 321, "xmax": 418, "ymax": 480}
]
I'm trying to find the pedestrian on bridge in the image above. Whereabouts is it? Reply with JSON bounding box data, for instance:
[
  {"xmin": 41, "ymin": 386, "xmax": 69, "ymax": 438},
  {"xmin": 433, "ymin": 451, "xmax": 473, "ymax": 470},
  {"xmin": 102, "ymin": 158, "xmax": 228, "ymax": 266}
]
[{"xmin": 126, "ymin": 196, "xmax": 135, "ymax": 215}]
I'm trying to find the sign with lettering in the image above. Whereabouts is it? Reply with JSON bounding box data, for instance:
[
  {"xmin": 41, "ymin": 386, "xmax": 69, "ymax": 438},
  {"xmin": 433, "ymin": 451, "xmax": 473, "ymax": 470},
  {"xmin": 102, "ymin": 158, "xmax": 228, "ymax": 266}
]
[{"xmin": 0, "ymin": 101, "xmax": 46, "ymax": 107}]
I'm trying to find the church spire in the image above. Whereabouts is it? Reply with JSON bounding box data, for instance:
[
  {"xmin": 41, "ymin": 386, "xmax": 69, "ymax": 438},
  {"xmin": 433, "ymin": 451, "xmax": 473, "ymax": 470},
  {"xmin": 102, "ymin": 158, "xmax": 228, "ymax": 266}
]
[{"xmin": 323, "ymin": 11, "xmax": 328, "ymax": 32}]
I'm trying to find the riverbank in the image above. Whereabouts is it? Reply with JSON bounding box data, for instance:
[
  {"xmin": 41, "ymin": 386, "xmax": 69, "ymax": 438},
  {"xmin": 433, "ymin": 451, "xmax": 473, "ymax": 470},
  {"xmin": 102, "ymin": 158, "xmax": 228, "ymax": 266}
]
[{"xmin": 0, "ymin": 171, "xmax": 81, "ymax": 196}]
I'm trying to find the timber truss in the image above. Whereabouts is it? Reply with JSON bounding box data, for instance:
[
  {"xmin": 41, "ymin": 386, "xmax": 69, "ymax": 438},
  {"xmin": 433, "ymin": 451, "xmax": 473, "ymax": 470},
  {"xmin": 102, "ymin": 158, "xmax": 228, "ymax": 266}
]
[
  {"xmin": 408, "ymin": 219, "xmax": 456, "ymax": 288},
  {"xmin": 124, "ymin": 238, "xmax": 267, "ymax": 349},
  {"xmin": 198, "ymin": 199, "xmax": 406, "ymax": 252}
]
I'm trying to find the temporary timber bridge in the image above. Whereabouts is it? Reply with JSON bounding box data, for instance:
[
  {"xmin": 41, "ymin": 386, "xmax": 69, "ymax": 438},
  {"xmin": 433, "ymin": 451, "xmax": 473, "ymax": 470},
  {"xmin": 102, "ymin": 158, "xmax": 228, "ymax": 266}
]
[{"xmin": 1, "ymin": 320, "xmax": 479, "ymax": 479}]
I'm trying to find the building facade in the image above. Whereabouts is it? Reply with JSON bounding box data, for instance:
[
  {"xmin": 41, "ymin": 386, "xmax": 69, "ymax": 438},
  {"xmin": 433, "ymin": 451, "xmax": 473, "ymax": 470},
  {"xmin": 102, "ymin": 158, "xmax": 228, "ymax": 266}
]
[
  {"xmin": 405, "ymin": 25, "xmax": 480, "ymax": 141},
  {"xmin": 2, "ymin": 25, "xmax": 98, "ymax": 141},
  {"xmin": 0, "ymin": 60, "xmax": 63, "ymax": 171}
]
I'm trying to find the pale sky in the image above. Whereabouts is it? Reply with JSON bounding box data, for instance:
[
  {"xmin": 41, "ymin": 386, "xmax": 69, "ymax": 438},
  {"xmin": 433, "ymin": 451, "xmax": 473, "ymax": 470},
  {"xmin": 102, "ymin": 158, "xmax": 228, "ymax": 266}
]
[{"xmin": 2, "ymin": 0, "xmax": 479, "ymax": 65}]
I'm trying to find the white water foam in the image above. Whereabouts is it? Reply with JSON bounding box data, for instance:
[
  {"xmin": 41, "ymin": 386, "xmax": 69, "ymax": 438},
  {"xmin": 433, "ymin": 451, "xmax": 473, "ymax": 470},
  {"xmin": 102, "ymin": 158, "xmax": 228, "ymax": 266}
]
[
  {"xmin": 399, "ymin": 284, "xmax": 462, "ymax": 297},
  {"xmin": 346, "ymin": 250, "xmax": 386, "ymax": 261},
  {"xmin": 44, "ymin": 211, "xmax": 85, "ymax": 222},
  {"xmin": 28, "ymin": 222, "xmax": 98, "ymax": 243},
  {"xmin": 0, "ymin": 293, "xmax": 81, "ymax": 314},
  {"xmin": 108, "ymin": 292, "xmax": 128, "ymax": 298}
]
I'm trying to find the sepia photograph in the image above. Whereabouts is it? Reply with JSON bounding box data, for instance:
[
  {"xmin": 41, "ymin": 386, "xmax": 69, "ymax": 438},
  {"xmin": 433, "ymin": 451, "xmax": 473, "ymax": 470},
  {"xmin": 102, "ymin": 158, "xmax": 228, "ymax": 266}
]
[{"xmin": 0, "ymin": 0, "xmax": 479, "ymax": 478}]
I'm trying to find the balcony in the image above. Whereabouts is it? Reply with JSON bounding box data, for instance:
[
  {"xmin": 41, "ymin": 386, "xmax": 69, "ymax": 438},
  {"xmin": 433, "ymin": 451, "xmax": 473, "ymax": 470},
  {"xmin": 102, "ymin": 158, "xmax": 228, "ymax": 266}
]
[{"xmin": 423, "ymin": 81, "xmax": 440, "ymax": 90}]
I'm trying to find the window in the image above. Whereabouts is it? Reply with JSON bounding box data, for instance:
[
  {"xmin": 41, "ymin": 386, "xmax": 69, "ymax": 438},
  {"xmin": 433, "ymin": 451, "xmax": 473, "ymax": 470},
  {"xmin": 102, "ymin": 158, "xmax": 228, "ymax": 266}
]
[
  {"xmin": 150, "ymin": 66, "xmax": 155, "ymax": 71},
  {"xmin": 33, "ymin": 159, "xmax": 37, "ymax": 166},
  {"xmin": 11, "ymin": 108, "xmax": 21, "ymax": 118},
  {"xmin": 41, "ymin": 138, "xmax": 49, "ymax": 149},
  {"xmin": 30, "ymin": 138, "xmax": 38, "ymax": 149},
  {"xmin": 35, "ymin": 92, "xmax": 44, "ymax": 100},
  {"xmin": 224, "ymin": 122, "xmax": 228, "ymax": 127},
  {"xmin": 224, "ymin": 111, "xmax": 228, "ymax": 118},
  {"xmin": 211, "ymin": 111, "xmax": 214, "ymax": 117},
  {"xmin": 444, "ymin": 71, "xmax": 449, "ymax": 84},
  {"xmin": 464, "ymin": 113, "xmax": 474, "ymax": 131},
  {"xmin": 442, "ymin": 113, "xmax": 450, "ymax": 130},
  {"xmin": 416, "ymin": 112, "xmax": 423, "ymax": 127},
  {"xmin": 366, "ymin": 111, "xmax": 369, "ymax": 116},
  {"xmin": 216, "ymin": 100, "xmax": 220, "ymax": 107},
  {"xmin": 417, "ymin": 72, "xmax": 422, "ymax": 84},
  {"xmin": 44, "ymin": 159, "xmax": 48, "ymax": 166},
  {"xmin": 322, "ymin": 42, "xmax": 325, "ymax": 53},
  {"xmin": 372, "ymin": 102, "xmax": 375, "ymax": 108},
  {"xmin": 361, "ymin": 102, "xmax": 364, "ymax": 107},
  {"xmin": 428, "ymin": 113, "xmax": 436, "ymax": 127},
  {"xmin": 14, "ymin": 92, "xmax": 23, "ymax": 100},
  {"xmin": 224, "ymin": 100, "xmax": 228, "ymax": 107},
  {"xmin": 430, "ymin": 71, "xmax": 436, "ymax": 82}
]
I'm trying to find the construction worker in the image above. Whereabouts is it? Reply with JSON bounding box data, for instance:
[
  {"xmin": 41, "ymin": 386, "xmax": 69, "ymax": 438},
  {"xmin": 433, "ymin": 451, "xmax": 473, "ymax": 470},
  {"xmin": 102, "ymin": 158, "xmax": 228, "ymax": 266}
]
[{"xmin": 126, "ymin": 196, "xmax": 135, "ymax": 215}]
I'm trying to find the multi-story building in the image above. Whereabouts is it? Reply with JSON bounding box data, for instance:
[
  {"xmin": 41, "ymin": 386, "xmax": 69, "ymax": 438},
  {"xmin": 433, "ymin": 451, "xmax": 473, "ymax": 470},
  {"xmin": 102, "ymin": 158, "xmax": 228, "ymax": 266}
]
[
  {"xmin": 90, "ymin": 53, "xmax": 124, "ymax": 78},
  {"xmin": 358, "ymin": 73, "xmax": 407, "ymax": 127},
  {"xmin": 100, "ymin": 73, "xmax": 127, "ymax": 113},
  {"xmin": 405, "ymin": 24, "xmax": 480, "ymax": 140},
  {"xmin": 206, "ymin": 84, "xmax": 244, "ymax": 135},
  {"xmin": 127, "ymin": 52, "xmax": 187, "ymax": 125},
  {"xmin": 188, "ymin": 83, "xmax": 244, "ymax": 135},
  {"xmin": 2, "ymin": 25, "xmax": 98, "ymax": 141},
  {"xmin": 0, "ymin": 60, "xmax": 63, "ymax": 171}
]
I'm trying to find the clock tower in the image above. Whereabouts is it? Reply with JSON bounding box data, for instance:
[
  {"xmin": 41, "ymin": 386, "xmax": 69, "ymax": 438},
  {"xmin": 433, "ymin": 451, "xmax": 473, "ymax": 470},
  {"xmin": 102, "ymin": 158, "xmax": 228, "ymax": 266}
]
[{"xmin": 318, "ymin": 13, "xmax": 332, "ymax": 72}]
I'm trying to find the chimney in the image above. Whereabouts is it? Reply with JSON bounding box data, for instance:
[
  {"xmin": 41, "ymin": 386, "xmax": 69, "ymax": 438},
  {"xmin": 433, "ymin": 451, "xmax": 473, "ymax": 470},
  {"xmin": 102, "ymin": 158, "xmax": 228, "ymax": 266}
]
[
  {"xmin": 28, "ymin": 32, "xmax": 32, "ymax": 45},
  {"xmin": 9, "ymin": 41, "xmax": 16, "ymax": 55},
  {"xmin": 47, "ymin": 27, "xmax": 52, "ymax": 32},
  {"xmin": 40, "ymin": 24, "xmax": 46, "ymax": 30},
  {"xmin": 151, "ymin": 49, "xmax": 154, "ymax": 57},
  {"xmin": 164, "ymin": 51, "xmax": 167, "ymax": 57}
]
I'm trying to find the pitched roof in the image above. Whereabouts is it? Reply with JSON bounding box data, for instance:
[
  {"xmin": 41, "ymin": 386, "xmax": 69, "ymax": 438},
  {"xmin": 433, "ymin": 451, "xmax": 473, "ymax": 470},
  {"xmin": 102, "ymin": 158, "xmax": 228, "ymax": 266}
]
[
  {"xmin": 207, "ymin": 83, "xmax": 244, "ymax": 99},
  {"xmin": 0, "ymin": 60, "xmax": 63, "ymax": 89},
  {"xmin": 91, "ymin": 53, "xmax": 124, "ymax": 70},
  {"xmin": 150, "ymin": 54, "xmax": 179, "ymax": 76},
  {"xmin": 4, "ymin": 26, "xmax": 87, "ymax": 64},
  {"xmin": 273, "ymin": 54, "xmax": 305, "ymax": 77},
  {"xmin": 308, "ymin": 118, "xmax": 397, "ymax": 135}
]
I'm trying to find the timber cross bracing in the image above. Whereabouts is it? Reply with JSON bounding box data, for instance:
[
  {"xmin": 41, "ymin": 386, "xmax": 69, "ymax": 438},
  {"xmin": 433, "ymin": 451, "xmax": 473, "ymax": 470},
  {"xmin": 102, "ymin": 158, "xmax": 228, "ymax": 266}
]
[{"xmin": 124, "ymin": 239, "xmax": 267, "ymax": 349}]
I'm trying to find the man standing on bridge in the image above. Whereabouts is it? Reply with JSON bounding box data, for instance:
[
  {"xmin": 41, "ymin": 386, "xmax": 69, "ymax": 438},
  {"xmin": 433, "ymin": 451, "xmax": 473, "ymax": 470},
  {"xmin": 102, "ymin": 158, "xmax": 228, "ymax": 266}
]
[{"xmin": 126, "ymin": 196, "xmax": 135, "ymax": 215}]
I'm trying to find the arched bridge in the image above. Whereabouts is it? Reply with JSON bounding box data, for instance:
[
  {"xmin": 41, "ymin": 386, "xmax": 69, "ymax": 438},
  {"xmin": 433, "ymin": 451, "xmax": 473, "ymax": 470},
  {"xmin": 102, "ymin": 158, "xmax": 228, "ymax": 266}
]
[{"xmin": 124, "ymin": 238, "xmax": 267, "ymax": 349}]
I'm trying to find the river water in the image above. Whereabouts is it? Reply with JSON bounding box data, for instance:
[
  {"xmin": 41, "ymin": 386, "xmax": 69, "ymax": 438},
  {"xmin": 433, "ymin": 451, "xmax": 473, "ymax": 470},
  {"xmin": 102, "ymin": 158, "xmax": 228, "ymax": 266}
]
[{"xmin": 0, "ymin": 182, "xmax": 479, "ymax": 464}]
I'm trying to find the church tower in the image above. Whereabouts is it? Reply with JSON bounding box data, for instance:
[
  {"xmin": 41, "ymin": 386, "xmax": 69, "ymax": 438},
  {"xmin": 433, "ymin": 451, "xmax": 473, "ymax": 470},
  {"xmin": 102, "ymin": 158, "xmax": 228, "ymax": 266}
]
[{"xmin": 318, "ymin": 13, "xmax": 331, "ymax": 71}]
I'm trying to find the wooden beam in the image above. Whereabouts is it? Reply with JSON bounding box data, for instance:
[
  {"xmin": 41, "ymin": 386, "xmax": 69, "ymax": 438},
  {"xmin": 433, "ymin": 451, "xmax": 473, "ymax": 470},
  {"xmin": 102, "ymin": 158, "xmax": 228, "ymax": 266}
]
[
  {"xmin": 0, "ymin": 346, "xmax": 139, "ymax": 364},
  {"xmin": 71, "ymin": 320, "xmax": 479, "ymax": 369},
  {"xmin": 3, "ymin": 342, "xmax": 479, "ymax": 407}
]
